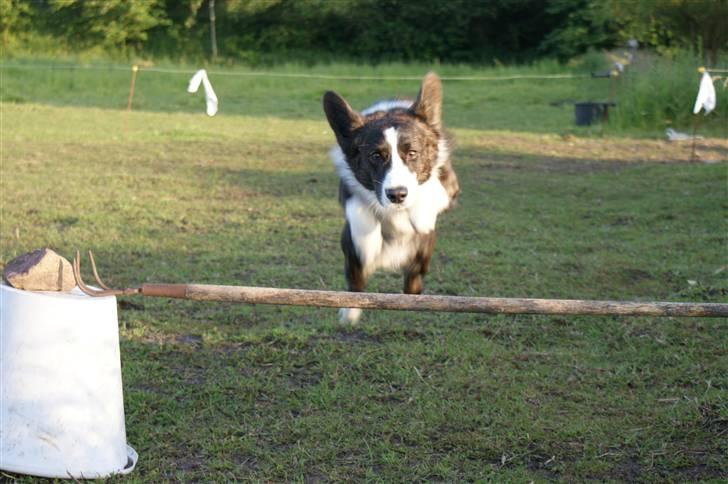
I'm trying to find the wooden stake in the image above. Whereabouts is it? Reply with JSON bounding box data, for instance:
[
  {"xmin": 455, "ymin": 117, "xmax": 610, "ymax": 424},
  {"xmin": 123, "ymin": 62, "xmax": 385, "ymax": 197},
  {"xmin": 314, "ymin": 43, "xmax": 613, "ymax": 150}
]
[
  {"xmin": 126, "ymin": 65, "xmax": 139, "ymax": 111},
  {"xmin": 690, "ymin": 113, "xmax": 703, "ymax": 162}
]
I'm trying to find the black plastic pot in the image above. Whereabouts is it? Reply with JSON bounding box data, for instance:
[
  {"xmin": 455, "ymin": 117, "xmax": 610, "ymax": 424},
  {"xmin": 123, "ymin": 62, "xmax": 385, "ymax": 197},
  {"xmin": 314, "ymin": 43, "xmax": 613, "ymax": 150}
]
[{"xmin": 574, "ymin": 102, "xmax": 615, "ymax": 126}]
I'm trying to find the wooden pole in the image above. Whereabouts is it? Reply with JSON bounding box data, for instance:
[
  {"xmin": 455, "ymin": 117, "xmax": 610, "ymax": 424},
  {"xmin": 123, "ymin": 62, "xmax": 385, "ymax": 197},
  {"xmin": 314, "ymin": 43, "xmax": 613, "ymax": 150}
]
[
  {"xmin": 209, "ymin": 0, "xmax": 218, "ymax": 60},
  {"xmin": 126, "ymin": 65, "xmax": 139, "ymax": 111},
  {"xmin": 136, "ymin": 283, "xmax": 728, "ymax": 318}
]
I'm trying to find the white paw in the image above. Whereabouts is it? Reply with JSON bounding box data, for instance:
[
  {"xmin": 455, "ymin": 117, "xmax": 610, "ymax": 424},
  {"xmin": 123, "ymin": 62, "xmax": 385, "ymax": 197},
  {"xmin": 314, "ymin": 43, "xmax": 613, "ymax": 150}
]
[{"xmin": 338, "ymin": 307, "xmax": 362, "ymax": 324}]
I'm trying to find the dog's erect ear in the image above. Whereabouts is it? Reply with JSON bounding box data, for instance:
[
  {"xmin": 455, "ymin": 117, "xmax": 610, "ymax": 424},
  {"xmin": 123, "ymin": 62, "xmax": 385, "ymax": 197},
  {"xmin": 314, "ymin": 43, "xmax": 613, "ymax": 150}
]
[
  {"xmin": 323, "ymin": 91, "xmax": 364, "ymax": 149},
  {"xmin": 412, "ymin": 72, "xmax": 442, "ymax": 131}
]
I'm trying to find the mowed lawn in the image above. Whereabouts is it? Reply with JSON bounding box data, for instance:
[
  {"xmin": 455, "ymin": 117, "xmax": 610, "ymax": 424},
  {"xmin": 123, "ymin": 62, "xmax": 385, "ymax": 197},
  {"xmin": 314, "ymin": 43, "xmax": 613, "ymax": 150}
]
[{"xmin": 1, "ymin": 80, "xmax": 727, "ymax": 481}]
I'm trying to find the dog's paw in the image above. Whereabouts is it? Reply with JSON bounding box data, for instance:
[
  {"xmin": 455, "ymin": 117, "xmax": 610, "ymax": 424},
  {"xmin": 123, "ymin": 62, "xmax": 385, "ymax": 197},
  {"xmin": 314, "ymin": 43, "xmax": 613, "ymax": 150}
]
[{"xmin": 338, "ymin": 307, "xmax": 362, "ymax": 324}]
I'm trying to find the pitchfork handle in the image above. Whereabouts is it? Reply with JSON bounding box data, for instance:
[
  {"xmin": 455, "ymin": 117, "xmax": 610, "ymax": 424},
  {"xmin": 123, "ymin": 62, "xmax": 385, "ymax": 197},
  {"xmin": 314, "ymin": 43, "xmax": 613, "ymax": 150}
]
[{"xmin": 141, "ymin": 284, "xmax": 188, "ymax": 299}]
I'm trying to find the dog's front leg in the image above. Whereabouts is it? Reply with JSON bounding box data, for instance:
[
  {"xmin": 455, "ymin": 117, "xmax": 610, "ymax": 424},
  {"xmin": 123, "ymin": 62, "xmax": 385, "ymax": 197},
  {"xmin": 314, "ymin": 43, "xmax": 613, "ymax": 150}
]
[
  {"xmin": 339, "ymin": 222, "xmax": 368, "ymax": 323},
  {"xmin": 403, "ymin": 232, "xmax": 436, "ymax": 295}
]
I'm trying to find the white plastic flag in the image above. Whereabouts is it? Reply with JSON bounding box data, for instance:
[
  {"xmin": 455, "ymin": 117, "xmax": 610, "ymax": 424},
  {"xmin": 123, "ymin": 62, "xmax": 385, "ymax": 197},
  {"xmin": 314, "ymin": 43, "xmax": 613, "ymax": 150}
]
[
  {"xmin": 187, "ymin": 69, "xmax": 218, "ymax": 116},
  {"xmin": 692, "ymin": 70, "xmax": 716, "ymax": 115}
]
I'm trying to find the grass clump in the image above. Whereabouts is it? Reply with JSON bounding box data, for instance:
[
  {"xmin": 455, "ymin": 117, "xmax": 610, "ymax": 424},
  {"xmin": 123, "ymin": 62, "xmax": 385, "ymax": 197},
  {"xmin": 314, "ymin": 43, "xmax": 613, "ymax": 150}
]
[{"xmin": 610, "ymin": 50, "xmax": 727, "ymax": 135}]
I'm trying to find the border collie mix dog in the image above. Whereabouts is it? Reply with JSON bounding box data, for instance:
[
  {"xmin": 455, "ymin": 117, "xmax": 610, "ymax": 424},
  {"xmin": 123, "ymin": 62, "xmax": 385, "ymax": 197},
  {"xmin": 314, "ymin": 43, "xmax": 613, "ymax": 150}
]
[{"xmin": 323, "ymin": 72, "xmax": 460, "ymax": 323}]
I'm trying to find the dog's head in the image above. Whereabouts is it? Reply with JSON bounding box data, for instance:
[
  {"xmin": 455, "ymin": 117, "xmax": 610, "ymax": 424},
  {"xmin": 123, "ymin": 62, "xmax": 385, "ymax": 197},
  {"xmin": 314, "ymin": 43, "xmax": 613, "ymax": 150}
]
[{"xmin": 323, "ymin": 72, "xmax": 444, "ymax": 209}]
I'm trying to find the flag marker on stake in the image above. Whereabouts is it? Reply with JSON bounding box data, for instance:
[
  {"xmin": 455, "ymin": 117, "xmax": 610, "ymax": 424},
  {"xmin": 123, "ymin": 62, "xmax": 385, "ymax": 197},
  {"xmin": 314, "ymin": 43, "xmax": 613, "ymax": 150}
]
[
  {"xmin": 693, "ymin": 68, "xmax": 716, "ymax": 115},
  {"xmin": 691, "ymin": 67, "xmax": 717, "ymax": 162},
  {"xmin": 187, "ymin": 69, "xmax": 218, "ymax": 116}
]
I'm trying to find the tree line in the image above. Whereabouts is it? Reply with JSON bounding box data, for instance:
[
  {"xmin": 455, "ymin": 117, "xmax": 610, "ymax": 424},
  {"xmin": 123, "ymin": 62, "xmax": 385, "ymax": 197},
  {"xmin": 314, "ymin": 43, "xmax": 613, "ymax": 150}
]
[{"xmin": 2, "ymin": 0, "xmax": 726, "ymax": 64}]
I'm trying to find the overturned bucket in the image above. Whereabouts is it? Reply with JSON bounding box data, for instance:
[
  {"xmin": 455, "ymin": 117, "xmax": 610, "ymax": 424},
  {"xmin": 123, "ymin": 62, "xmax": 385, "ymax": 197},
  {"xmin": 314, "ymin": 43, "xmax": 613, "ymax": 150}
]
[{"xmin": 0, "ymin": 283, "xmax": 137, "ymax": 478}]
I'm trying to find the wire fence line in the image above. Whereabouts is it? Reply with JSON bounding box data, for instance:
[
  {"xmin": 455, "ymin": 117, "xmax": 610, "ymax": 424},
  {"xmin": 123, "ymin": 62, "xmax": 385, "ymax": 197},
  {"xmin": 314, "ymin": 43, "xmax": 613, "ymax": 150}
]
[
  {"xmin": 0, "ymin": 62, "xmax": 591, "ymax": 81},
  {"xmin": 4, "ymin": 61, "xmax": 724, "ymax": 80}
]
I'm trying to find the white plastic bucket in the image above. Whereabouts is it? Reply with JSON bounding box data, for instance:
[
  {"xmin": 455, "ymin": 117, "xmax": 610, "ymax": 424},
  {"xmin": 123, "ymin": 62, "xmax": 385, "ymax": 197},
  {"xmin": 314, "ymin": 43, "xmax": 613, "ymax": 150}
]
[{"xmin": 0, "ymin": 283, "xmax": 137, "ymax": 478}]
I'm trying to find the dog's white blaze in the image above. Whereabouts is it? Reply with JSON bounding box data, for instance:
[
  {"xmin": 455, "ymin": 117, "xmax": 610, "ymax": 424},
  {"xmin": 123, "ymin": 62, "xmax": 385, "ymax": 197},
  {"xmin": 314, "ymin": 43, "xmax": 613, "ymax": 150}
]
[{"xmin": 382, "ymin": 127, "xmax": 419, "ymax": 208}]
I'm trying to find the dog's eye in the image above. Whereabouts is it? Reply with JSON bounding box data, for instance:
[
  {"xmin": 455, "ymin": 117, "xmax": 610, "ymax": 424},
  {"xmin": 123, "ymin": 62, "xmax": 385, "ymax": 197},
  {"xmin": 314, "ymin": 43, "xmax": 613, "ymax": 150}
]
[
  {"xmin": 406, "ymin": 150, "xmax": 418, "ymax": 162},
  {"xmin": 368, "ymin": 152, "xmax": 383, "ymax": 163}
]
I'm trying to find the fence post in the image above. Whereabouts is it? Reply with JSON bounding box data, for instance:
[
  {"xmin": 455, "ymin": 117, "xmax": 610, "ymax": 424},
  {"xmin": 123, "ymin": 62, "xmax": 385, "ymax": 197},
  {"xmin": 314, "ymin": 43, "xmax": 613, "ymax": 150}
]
[{"xmin": 126, "ymin": 65, "xmax": 139, "ymax": 111}]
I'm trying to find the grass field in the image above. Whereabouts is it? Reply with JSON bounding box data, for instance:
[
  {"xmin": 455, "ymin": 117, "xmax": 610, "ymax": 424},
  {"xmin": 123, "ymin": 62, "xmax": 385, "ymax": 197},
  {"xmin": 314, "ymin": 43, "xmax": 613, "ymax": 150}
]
[
  {"xmin": 2, "ymin": 57, "xmax": 727, "ymax": 137},
  {"xmin": 1, "ymin": 61, "xmax": 727, "ymax": 481}
]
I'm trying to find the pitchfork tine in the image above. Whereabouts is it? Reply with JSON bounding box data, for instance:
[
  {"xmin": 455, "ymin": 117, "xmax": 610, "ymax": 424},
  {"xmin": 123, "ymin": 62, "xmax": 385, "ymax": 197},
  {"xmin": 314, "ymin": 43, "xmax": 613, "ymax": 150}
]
[
  {"xmin": 73, "ymin": 250, "xmax": 96, "ymax": 296},
  {"xmin": 88, "ymin": 250, "xmax": 112, "ymax": 290},
  {"xmin": 73, "ymin": 250, "xmax": 141, "ymax": 297},
  {"xmin": 73, "ymin": 250, "xmax": 106, "ymax": 296}
]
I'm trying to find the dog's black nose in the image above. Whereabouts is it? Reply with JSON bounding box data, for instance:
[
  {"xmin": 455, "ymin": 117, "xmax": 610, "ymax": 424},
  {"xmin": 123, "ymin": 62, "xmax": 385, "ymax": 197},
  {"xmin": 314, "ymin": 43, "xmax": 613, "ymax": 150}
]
[{"xmin": 385, "ymin": 186, "xmax": 408, "ymax": 204}]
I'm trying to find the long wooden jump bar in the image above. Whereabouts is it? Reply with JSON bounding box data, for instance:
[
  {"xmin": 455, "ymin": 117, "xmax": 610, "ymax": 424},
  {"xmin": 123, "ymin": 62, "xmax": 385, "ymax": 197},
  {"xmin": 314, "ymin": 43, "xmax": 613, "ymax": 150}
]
[{"xmin": 137, "ymin": 284, "xmax": 728, "ymax": 318}]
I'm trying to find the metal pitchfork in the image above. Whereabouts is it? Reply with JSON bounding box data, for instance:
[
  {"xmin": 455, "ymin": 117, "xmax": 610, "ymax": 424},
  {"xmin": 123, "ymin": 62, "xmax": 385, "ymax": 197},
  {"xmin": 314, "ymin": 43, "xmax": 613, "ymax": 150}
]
[{"xmin": 72, "ymin": 250, "xmax": 728, "ymax": 318}]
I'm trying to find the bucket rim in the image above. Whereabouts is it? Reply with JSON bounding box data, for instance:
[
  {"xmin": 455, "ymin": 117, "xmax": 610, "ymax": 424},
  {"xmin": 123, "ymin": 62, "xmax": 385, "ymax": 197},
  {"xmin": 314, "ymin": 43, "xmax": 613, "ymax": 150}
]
[
  {"xmin": 0, "ymin": 444, "xmax": 138, "ymax": 479},
  {"xmin": 0, "ymin": 281, "xmax": 115, "ymax": 301}
]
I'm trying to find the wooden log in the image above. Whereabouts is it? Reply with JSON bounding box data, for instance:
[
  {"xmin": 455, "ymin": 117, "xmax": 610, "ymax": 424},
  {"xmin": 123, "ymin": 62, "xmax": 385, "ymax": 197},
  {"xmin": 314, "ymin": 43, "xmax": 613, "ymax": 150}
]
[{"xmin": 138, "ymin": 283, "xmax": 728, "ymax": 318}]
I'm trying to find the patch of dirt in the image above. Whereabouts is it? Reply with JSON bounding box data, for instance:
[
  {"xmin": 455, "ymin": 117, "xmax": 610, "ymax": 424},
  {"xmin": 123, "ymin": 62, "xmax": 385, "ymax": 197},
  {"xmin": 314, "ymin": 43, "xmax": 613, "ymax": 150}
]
[
  {"xmin": 331, "ymin": 329, "xmax": 381, "ymax": 344},
  {"xmin": 461, "ymin": 134, "xmax": 728, "ymax": 170},
  {"xmin": 542, "ymin": 158, "xmax": 630, "ymax": 173},
  {"xmin": 585, "ymin": 456, "xmax": 728, "ymax": 481},
  {"xmin": 118, "ymin": 299, "xmax": 145, "ymax": 311},
  {"xmin": 173, "ymin": 364, "xmax": 207, "ymax": 386},
  {"xmin": 286, "ymin": 366, "xmax": 322, "ymax": 389},
  {"xmin": 525, "ymin": 453, "xmax": 561, "ymax": 480},
  {"xmin": 175, "ymin": 333, "xmax": 203, "ymax": 348},
  {"xmin": 164, "ymin": 453, "xmax": 205, "ymax": 478},
  {"xmin": 375, "ymin": 328, "xmax": 429, "ymax": 341},
  {"xmin": 129, "ymin": 382, "xmax": 164, "ymax": 394},
  {"xmin": 303, "ymin": 472, "xmax": 328, "ymax": 484},
  {"xmin": 143, "ymin": 333, "xmax": 204, "ymax": 350},
  {"xmin": 698, "ymin": 402, "xmax": 728, "ymax": 434},
  {"xmin": 233, "ymin": 453, "xmax": 259, "ymax": 473},
  {"xmin": 612, "ymin": 457, "xmax": 643, "ymax": 481},
  {"xmin": 675, "ymin": 464, "xmax": 727, "ymax": 480},
  {"xmin": 472, "ymin": 156, "xmax": 632, "ymax": 174},
  {"xmin": 622, "ymin": 268, "xmax": 653, "ymax": 282}
]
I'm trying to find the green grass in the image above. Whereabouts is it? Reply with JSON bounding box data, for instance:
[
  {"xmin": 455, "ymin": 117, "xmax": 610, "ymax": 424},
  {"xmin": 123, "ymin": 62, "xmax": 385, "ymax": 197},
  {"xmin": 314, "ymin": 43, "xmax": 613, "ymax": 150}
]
[
  {"xmin": 4, "ymin": 56, "xmax": 726, "ymax": 138},
  {"xmin": 1, "ymin": 70, "xmax": 727, "ymax": 481}
]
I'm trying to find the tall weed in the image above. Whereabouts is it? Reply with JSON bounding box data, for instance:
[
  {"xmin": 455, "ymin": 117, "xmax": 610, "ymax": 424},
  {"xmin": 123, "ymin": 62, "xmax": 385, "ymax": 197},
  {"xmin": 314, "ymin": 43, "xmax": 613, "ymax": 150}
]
[{"xmin": 610, "ymin": 50, "xmax": 727, "ymax": 134}]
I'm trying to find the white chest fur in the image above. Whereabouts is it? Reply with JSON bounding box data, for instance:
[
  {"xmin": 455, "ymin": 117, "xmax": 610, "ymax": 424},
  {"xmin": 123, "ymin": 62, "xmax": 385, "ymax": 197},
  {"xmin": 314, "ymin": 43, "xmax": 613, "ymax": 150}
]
[
  {"xmin": 408, "ymin": 174, "xmax": 451, "ymax": 233},
  {"xmin": 345, "ymin": 177, "xmax": 447, "ymax": 275}
]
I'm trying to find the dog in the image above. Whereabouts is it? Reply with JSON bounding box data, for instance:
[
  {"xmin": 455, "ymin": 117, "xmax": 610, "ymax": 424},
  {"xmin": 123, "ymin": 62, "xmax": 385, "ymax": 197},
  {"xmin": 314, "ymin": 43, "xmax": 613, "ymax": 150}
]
[{"xmin": 322, "ymin": 72, "xmax": 459, "ymax": 323}]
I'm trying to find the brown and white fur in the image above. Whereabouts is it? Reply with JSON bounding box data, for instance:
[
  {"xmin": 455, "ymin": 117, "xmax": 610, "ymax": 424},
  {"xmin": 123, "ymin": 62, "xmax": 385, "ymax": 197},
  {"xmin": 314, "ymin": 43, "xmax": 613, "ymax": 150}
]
[{"xmin": 323, "ymin": 72, "xmax": 459, "ymax": 323}]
